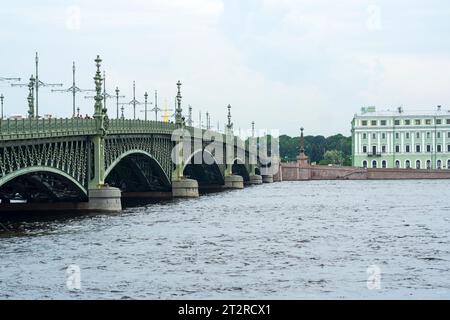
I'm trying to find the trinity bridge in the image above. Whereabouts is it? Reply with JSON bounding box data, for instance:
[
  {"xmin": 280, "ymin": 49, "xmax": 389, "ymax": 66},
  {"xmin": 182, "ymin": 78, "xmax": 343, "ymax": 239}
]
[{"xmin": 0, "ymin": 56, "xmax": 276, "ymax": 213}]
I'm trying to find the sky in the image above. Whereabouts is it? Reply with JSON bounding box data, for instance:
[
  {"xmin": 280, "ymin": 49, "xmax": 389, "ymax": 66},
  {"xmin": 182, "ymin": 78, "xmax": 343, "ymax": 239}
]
[{"xmin": 1, "ymin": 0, "xmax": 450, "ymax": 136}]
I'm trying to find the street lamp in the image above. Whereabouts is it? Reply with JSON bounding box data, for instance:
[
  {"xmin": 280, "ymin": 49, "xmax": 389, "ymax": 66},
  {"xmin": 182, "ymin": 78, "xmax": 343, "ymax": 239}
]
[
  {"xmin": 140, "ymin": 92, "xmax": 153, "ymax": 121},
  {"xmin": 114, "ymin": 87, "xmax": 126, "ymax": 119},
  {"xmin": 51, "ymin": 61, "xmax": 95, "ymax": 117},
  {"xmin": 11, "ymin": 52, "xmax": 63, "ymax": 118},
  {"xmin": 150, "ymin": 90, "xmax": 162, "ymax": 121},
  {"xmin": 186, "ymin": 105, "xmax": 193, "ymax": 127},
  {"xmin": 126, "ymin": 81, "xmax": 143, "ymax": 120},
  {"xmin": 0, "ymin": 94, "xmax": 4, "ymax": 119}
]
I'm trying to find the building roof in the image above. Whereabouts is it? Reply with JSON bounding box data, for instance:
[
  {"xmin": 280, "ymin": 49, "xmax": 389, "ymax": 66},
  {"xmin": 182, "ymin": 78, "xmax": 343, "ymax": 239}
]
[{"xmin": 355, "ymin": 106, "xmax": 450, "ymax": 118}]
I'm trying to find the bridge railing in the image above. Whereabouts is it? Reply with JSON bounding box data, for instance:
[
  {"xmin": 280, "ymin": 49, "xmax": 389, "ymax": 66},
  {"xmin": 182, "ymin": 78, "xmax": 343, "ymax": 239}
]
[
  {"xmin": 0, "ymin": 118, "xmax": 98, "ymax": 141},
  {"xmin": 108, "ymin": 119, "xmax": 178, "ymax": 135},
  {"xmin": 0, "ymin": 118, "xmax": 184, "ymax": 141}
]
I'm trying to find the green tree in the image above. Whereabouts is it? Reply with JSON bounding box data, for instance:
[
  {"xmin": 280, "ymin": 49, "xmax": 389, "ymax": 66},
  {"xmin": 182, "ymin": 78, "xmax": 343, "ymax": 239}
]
[
  {"xmin": 279, "ymin": 133, "xmax": 352, "ymax": 165},
  {"xmin": 323, "ymin": 150, "xmax": 344, "ymax": 165}
]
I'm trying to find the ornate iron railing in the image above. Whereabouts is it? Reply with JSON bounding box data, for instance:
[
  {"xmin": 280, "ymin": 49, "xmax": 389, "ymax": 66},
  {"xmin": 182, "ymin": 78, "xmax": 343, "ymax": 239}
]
[{"xmin": 0, "ymin": 118, "xmax": 183, "ymax": 141}]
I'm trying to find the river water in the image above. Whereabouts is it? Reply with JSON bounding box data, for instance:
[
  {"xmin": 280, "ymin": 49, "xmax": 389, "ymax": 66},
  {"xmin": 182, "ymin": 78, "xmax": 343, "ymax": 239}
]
[{"xmin": 1, "ymin": 180, "xmax": 450, "ymax": 299}]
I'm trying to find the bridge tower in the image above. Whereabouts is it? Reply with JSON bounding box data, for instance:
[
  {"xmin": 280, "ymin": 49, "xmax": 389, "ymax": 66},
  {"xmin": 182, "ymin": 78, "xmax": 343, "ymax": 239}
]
[
  {"xmin": 87, "ymin": 55, "xmax": 122, "ymax": 211},
  {"xmin": 223, "ymin": 104, "xmax": 244, "ymax": 189},
  {"xmin": 171, "ymin": 81, "xmax": 199, "ymax": 198}
]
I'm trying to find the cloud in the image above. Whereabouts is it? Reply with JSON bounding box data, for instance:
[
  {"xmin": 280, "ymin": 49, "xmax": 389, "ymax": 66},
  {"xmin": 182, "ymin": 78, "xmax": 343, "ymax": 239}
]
[
  {"xmin": 2, "ymin": 0, "xmax": 450, "ymax": 136},
  {"xmin": 356, "ymin": 54, "xmax": 450, "ymax": 108}
]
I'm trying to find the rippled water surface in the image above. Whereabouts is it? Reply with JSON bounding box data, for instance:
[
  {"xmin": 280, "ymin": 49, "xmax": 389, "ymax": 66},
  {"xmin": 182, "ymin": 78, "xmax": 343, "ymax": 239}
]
[{"xmin": 1, "ymin": 180, "xmax": 450, "ymax": 299}]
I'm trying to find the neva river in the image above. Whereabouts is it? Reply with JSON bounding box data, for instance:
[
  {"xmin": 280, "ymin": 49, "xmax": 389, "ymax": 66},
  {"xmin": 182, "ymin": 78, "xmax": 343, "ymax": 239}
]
[{"xmin": 1, "ymin": 180, "xmax": 450, "ymax": 299}]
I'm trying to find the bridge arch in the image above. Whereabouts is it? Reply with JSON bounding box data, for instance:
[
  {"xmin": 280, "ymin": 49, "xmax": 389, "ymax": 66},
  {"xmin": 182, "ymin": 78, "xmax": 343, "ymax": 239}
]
[
  {"xmin": 183, "ymin": 149, "xmax": 225, "ymax": 187},
  {"xmin": 232, "ymin": 158, "xmax": 250, "ymax": 182},
  {"xmin": 0, "ymin": 166, "xmax": 88, "ymax": 203},
  {"xmin": 105, "ymin": 150, "xmax": 172, "ymax": 192}
]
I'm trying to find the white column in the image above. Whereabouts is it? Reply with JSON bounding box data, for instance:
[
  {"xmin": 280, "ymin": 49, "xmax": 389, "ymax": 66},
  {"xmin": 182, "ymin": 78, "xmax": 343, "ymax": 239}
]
[
  {"xmin": 401, "ymin": 132, "xmax": 404, "ymax": 153},
  {"xmin": 378, "ymin": 132, "xmax": 381, "ymax": 153},
  {"xmin": 387, "ymin": 132, "xmax": 391, "ymax": 154},
  {"xmin": 392, "ymin": 130, "xmax": 395, "ymax": 154},
  {"xmin": 423, "ymin": 133, "xmax": 426, "ymax": 154},
  {"xmin": 432, "ymin": 132, "xmax": 436, "ymax": 166},
  {"xmin": 358, "ymin": 132, "xmax": 362, "ymax": 154},
  {"xmin": 443, "ymin": 131, "xmax": 446, "ymax": 154}
]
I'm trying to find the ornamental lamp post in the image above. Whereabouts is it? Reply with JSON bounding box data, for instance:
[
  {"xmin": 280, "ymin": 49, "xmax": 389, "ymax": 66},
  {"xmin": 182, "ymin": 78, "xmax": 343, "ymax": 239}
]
[
  {"xmin": 115, "ymin": 87, "xmax": 120, "ymax": 119},
  {"xmin": 0, "ymin": 94, "xmax": 4, "ymax": 119},
  {"xmin": 150, "ymin": 90, "xmax": 162, "ymax": 121},
  {"xmin": 12, "ymin": 52, "xmax": 63, "ymax": 118},
  {"xmin": 140, "ymin": 91, "xmax": 154, "ymax": 121},
  {"xmin": 27, "ymin": 75, "xmax": 36, "ymax": 118},
  {"xmin": 175, "ymin": 80, "xmax": 184, "ymax": 127},
  {"xmin": 51, "ymin": 61, "xmax": 94, "ymax": 117}
]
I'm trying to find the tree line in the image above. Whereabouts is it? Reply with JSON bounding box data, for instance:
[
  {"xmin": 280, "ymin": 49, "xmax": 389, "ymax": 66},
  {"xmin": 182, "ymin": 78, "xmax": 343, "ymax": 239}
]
[{"xmin": 278, "ymin": 134, "xmax": 352, "ymax": 166}]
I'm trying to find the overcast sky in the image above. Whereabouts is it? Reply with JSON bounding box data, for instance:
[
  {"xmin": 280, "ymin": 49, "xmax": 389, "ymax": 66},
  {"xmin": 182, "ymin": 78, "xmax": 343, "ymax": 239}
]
[{"xmin": 1, "ymin": 0, "xmax": 450, "ymax": 136}]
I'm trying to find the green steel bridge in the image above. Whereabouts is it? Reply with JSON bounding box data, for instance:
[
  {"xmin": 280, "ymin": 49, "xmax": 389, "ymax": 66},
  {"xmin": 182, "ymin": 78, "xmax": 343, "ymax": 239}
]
[{"xmin": 0, "ymin": 56, "xmax": 272, "ymax": 212}]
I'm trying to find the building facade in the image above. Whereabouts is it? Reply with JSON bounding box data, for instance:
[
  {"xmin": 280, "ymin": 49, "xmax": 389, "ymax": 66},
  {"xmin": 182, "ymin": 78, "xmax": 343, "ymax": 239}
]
[{"xmin": 352, "ymin": 106, "xmax": 450, "ymax": 169}]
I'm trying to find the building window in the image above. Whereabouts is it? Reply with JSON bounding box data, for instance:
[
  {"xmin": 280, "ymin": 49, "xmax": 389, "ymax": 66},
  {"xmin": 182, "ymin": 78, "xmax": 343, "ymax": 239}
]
[
  {"xmin": 426, "ymin": 132, "xmax": 431, "ymax": 139},
  {"xmin": 395, "ymin": 160, "xmax": 400, "ymax": 168},
  {"xmin": 406, "ymin": 145, "xmax": 410, "ymax": 153},
  {"xmin": 363, "ymin": 146, "xmax": 367, "ymax": 153},
  {"xmin": 363, "ymin": 161, "xmax": 368, "ymax": 168},
  {"xmin": 448, "ymin": 145, "xmax": 450, "ymax": 152},
  {"xmin": 372, "ymin": 133, "xmax": 376, "ymax": 140},
  {"xmin": 395, "ymin": 133, "xmax": 400, "ymax": 139},
  {"xmin": 416, "ymin": 132, "xmax": 420, "ymax": 139},
  {"xmin": 425, "ymin": 119, "xmax": 432, "ymax": 125},
  {"xmin": 437, "ymin": 145, "xmax": 442, "ymax": 153},
  {"xmin": 362, "ymin": 120, "xmax": 368, "ymax": 126},
  {"xmin": 406, "ymin": 133, "xmax": 410, "ymax": 139},
  {"xmin": 447, "ymin": 119, "xmax": 450, "ymax": 125},
  {"xmin": 427, "ymin": 160, "xmax": 431, "ymax": 169},
  {"xmin": 380, "ymin": 120, "xmax": 387, "ymax": 126},
  {"xmin": 404, "ymin": 119, "xmax": 411, "ymax": 125},
  {"xmin": 437, "ymin": 160, "xmax": 442, "ymax": 169},
  {"xmin": 437, "ymin": 119, "xmax": 442, "ymax": 125},
  {"xmin": 395, "ymin": 120, "xmax": 400, "ymax": 126},
  {"xmin": 437, "ymin": 132, "xmax": 441, "ymax": 139},
  {"xmin": 372, "ymin": 160, "xmax": 377, "ymax": 168},
  {"xmin": 382, "ymin": 145, "xmax": 386, "ymax": 153},
  {"xmin": 427, "ymin": 145, "xmax": 431, "ymax": 153},
  {"xmin": 362, "ymin": 133, "xmax": 367, "ymax": 140},
  {"xmin": 447, "ymin": 160, "xmax": 450, "ymax": 170},
  {"xmin": 372, "ymin": 146, "xmax": 377, "ymax": 154},
  {"xmin": 395, "ymin": 145, "xmax": 400, "ymax": 153},
  {"xmin": 382, "ymin": 133, "xmax": 386, "ymax": 139},
  {"xmin": 382, "ymin": 160, "xmax": 387, "ymax": 168},
  {"xmin": 371, "ymin": 120, "xmax": 377, "ymax": 126},
  {"xmin": 416, "ymin": 160, "xmax": 421, "ymax": 170},
  {"xmin": 415, "ymin": 120, "xmax": 421, "ymax": 125},
  {"xmin": 416, "ymin": 145, "xmax": 421, "ymax": 153},
  {"xmin": 406, "ymin": 160, "xmax": 411, "ymax": 169},
  {"xmin": 448, "ymin": 132, "xmax": 450, "ymax": 139}
]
